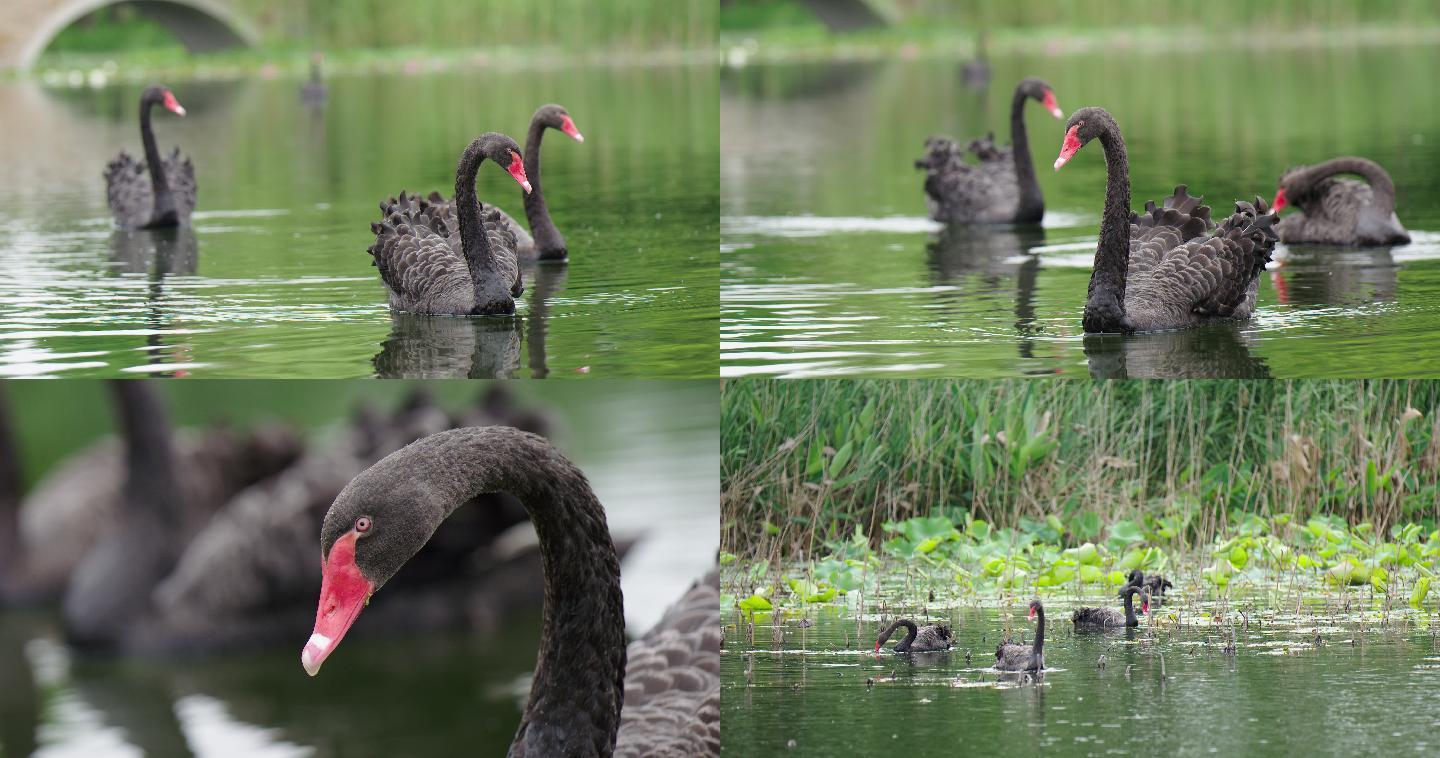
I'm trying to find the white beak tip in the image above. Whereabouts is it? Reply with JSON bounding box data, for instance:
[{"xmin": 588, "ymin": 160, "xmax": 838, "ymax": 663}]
[
  {"xmin": 1050, "ymin": 107, "xmax": 1063, "ymax": 119},
  {"xmin": 302, "ymin": 646, "xmax": 321, "ymax": 676},
  {"xmin": 573, "ymin": 133, "xmax": 585, "ymax": 143},
  {"xmin": 1053, "ymin": 157, "xmax": 1067, "ymax": 170},
  {"xmin": 174, "ymin": 106, "xmax": 187, "ymax": 116},
  {"xmin": 520, "ymin": 180, "xmax": 533, "ymax": 194}
]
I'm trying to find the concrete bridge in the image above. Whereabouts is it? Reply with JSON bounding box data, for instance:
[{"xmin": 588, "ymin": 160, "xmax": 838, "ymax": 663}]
[{"xmin": 0, "ymin": 0, "xmax": 258, "ymax": 70}]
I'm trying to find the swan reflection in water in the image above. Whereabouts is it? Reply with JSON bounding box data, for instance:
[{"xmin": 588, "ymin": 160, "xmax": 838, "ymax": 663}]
[
  {"xmin": 1269, "ymin": 246, "xmax": 1399, "ymax": 307},
  {"xmin": 108, "ymin": 226, "xmax": 199, "ymax": 376},
  {"xmin": 373, "ymin": 264, "xmax": 565, "ymax": 378},
  {"xmin": 1084, "ymin": 325, "xmax": 1270, "ymax": 379},
  {"xmin": 926, "ymin": 224, "xmax": 1049, "ymax": 367}
]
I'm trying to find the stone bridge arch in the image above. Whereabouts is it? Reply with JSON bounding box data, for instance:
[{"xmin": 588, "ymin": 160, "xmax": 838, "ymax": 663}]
[{"xmin": 1, "ymin": 0, "xmax": 259, "ymax": 70}]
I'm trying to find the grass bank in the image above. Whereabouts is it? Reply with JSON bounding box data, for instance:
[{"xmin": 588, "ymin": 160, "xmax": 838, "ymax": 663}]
[
  {"xmin": 722, "ymin": 379, "xmax": 1440, "ymax": 615},
  {"xmin": 720, "ymin": 0, "xmax": 1440, "ymax": 64},
  {"xmin": 723, "ymin": 380, "xmax": 1440, "ymax": 559}
]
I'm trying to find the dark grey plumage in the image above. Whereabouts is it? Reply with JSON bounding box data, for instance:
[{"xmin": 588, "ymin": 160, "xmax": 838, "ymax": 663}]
[
  {"xmin": 1073, "ymin": 585, "xmax": 1149, "ymax": 628},
  {"xmin": 1056, "ymin": 107, "xmax": 1279, "ymax": 333},
  {"xmin": 1274, "ymin": 157, "xmax": 1410, "ymax": 246},
  {"xmin": 104, "ymin": 85, "xmax": 195, "ymax": 230},
  {"xmin": 309, "ymin": 426, "xmax": 719, "ymax": 757},
  {"xmin": 368, "ymin": 133, "xmax": 527, "ymax": 315},
  {"xmin": 147, "ymin": 389, "xmax": 546, "ymax": 655},
  {"xmin": 483, "ymin": 103, "xmax": 585, "ymax": 262},
  {"xmin": 3, "ymin": 390, "xmax": 298, "ymax": 608},
  {"xmin": 0, "ymin": 386, "xmax": 20, "ymax": 594},
  {"xmin": 916, "ymin": 77, "xmax": 1062, "ymax": 224},
  {"xmin": 875, "ymin": 619, "xmax": 953, "ymax": 653},
  {"xmin": 1120, "ymin": 569, "xmax": 1172, "ymax": 600},
  {"xmin": 995, "ymin": 600, "xmax": 1045, "ymax": 671}
]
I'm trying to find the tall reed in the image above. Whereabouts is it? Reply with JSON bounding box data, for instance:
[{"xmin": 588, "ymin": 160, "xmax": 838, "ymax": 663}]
[{"xmin": 723, "ymin": 380, "xmax": 1440, "ymax": 558}]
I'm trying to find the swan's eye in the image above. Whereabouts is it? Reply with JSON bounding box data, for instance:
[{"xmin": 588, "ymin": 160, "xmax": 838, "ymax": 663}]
[{"xmin": 355, "ymin": 517, "xmax": 372, "ymax": 533}]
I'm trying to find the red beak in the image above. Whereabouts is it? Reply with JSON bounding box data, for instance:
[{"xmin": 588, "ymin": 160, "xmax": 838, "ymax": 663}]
[
  {"xmin": 1272, "ymin": 187, "xmax": 1288, "ymax": 213},
  {"xmin": 302, "ymin": 531, "xmax": 374, "ymax": 676},
  {"xmin": 506, "ymin": 150, "xmax": 532, "ymax": 194},
  {"xmin": 1028, "ymin": 608, "xmax": 1036, "ymax": 620},
  {"xmin": 162, "ymin": 90, "xmax": 186, "ymax": 117},
  {"xmin": 874, "ymin": 641, "xmax": 881, "ymax": 652},
  {"xmin": 1042, "ymin": 90, "xmax": 1062, "ymax": 119},
  {"xmin": 1054, "ymin": 124, "xmax": 1081, "ymax": 170},
  {"xmin": 559, "ymin": 115, "xmax": 584, "ymax": 143}
]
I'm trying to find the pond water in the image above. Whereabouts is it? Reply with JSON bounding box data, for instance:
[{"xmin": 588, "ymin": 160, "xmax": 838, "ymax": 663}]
[
  {"xmin": 0, "ymin": 381, "xmax": 719, "ymax": 756},
  {"xmin": 721, "ymin": 43, "xmax": 1440, "ymax": 378},
  {"xmin": 0, "ymin": 62, "xmax": 718, "ymax": 378},
  {"xmin": 722, "ymin": 590, "xmax": 1440, "ymax": 756}
]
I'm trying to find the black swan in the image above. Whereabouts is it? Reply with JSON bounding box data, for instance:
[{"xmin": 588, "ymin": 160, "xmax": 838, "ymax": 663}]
[
  {"xmin": 1072, "ymin": 586, "xmax": 1149, "ymax": 628},
  {"xmin": 0, "ymin": 385, "xmax": 20, "ymax": 595},
  {"xmin": 301, "ymin": 52, "xmax": 327, "ymax": 105},
  {"xmin": 960, "ymin": 31, "xmax": 990, "ymax": 91},
  {"xmin": 915, "ymin": 77, "xmax": 1063, "ymax": 224},
  {"xmin": 1120, "ymin": 569, "xmax": 1172, "ymax": 600},
  {"xmin": 81, "ymin": 387, "xmax": 557, "ymax": 655},
  {"xmin": 874, "ymin": 619, "xmax": 953, "ymax": 653},
  {"xmin": 368, "ymin": 133, "xmax": 532, "ymax": 316},
  {"xmin": 104, "ymin": 85, "xmax": 195, "ymax": 230},
  {"xmin": 301, "ymin": 427, "xmax": 721, "ymax": 757},
  {"xmin": 2, "ymin": 385, "xmax": 298, "ymax": 608},
  {"xmin": 1272, "ymin": 157, "xmax": 1410, "ymax": 246},
  {"xmin": 994, "ymin": 600, "xmax": 1044, "ymax": 671},
  {"xmin": 484, "ymin": 104, "xmax": 585, "ymax": 262},
  {"xmin": 1053, "ymin": 107, "xmax": 1280, "ymax": 333}
]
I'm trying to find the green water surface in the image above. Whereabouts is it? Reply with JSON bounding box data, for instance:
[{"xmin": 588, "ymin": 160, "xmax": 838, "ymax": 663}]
[
  {"xmin": 721, "ymin": 43, "xmax": 1440, "ymax": 378},
  {"xmin": 722, "ymin": 591, "xmax": 1440, "ymax": 755},
  {"xmin": 0, "ymin": 63, "xmax": 718, "ymax": 378}
]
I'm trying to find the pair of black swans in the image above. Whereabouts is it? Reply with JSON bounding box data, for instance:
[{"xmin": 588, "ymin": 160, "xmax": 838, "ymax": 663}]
[
  {"xmin": 0, "ymin": 384, "xmax": 720, "ymax": 756},
  {"xmin": 916, "ymin": 79, "xmax": 1411, "ymax": 334},
  {"xmin": 104, "ymin": 84, "xmax": 585, "ymax": 316},
  {"xmin": 873, "ymin": 570, "xmax": 1174, "ymax": 672}
]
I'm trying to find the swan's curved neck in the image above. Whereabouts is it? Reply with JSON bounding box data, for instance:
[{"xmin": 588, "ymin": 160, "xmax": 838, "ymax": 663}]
[
  {"xmin": 1084, "ymin": 123, "xmax": 1131, "ymax": 332},
  {"xmin": 0, "ymin": 386, "xmax": 19, "ymax": 571},
  {"xmin": 139, "ymin": 96, "xmax": 174, "ymax": 217},
  {"xmin": 1303, "ymin": 157, "xmax": 1398, "ymax": 215},
  {"xmin": 1032, "ymin": 608, "xmax": 1045, "ymax": 655},
  {"xmin": 399, "ymin": 428, "xmax": 626, "ymax": 753},
  {"xmin": 1010, "ymin": 88, "xmax": 1042, "ymax": 221},
  {"xmin": 111, "ymin": 382, "xmax": 181, "ymax": 521},
  {"xmin": 882, "ymin": 619, "xmax": 919, "ymax": 650},
  {"xmin": 1122, "ymin": 589, "xmax": 1137, "ymax": 626},
  {"xmin": 523, "ymin": 118, "xmax": 566, "ymax": 258},
  {"xmin": 454, "ymin": 141, "xmax": 499, "ymax": 297}
]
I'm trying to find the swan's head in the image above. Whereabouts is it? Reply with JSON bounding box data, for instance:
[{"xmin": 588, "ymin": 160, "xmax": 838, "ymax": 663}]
[
  {"xmin": 143, "ymin": 85, "xmax": 186, "ymax": 117},
  {"xmin": 1027, "ymin": 599, "xmax": 1043, "ymax": 619},
  {"xmin": 537, "ymin": 103, "xmax": 584, "ymax": 143},
  {"xmin": 1272, "ymin": 165, "xmax": 1311, "ymax": 213},
  {"xmin": 303, "ymin": 464, "xmax": 452, "ymax": 676},
  {"xmin": 477, "ymin": 132, "xmax": 531, "ymax": 194},
  {"xmin": 1017, "ymin": 77, "xmax": 1063, "ymax": 120},
  {"xmin": 1053, "ymin": 106, "xmax": 1113, "ymax": 170},
  {"xmin": 1117, "ymin": 569, "xmax": 1144, "ymax": 598}
]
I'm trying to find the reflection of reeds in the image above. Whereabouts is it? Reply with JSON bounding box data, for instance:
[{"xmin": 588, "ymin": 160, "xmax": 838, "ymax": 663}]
[{"xmin": 722, "ymin": 380, "xmax": 1440, "ymax": 557}]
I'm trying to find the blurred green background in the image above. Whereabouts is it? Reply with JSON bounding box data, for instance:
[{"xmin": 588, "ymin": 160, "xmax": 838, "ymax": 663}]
[
  {"xmin": 46, "ymin": 0, "xmax": 715, "ymax": 57},
  {"xmin": 3, "ymin": 379, "xmax": 718, "ymax": 490},
  {"xmin": 721, "ymin": 0, "xmax": 1440, "ymax": 57}
]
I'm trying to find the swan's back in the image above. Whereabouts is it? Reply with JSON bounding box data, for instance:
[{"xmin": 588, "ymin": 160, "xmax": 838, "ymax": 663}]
[
  {"xmin": 1123, "ymin": 186, "xmax": 1277, "ymax": 332},
  {"xmin": 915, "ymin": 134, "xmax": 1020, "ymax": 224},
  {"xmin": 1278, "ymin": 178, "xmax": 1409, "ymax": 245},
  {"xmin": 104, "ymin": 148, "xmax": 195, "ymax": 228},
  {"xmin": 369, "ymin": 191, "xmax": 522, "ymax": 315},
  {"xmin": 615, "ymin": 568, "xmax": 720, "ymax": 757}
]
